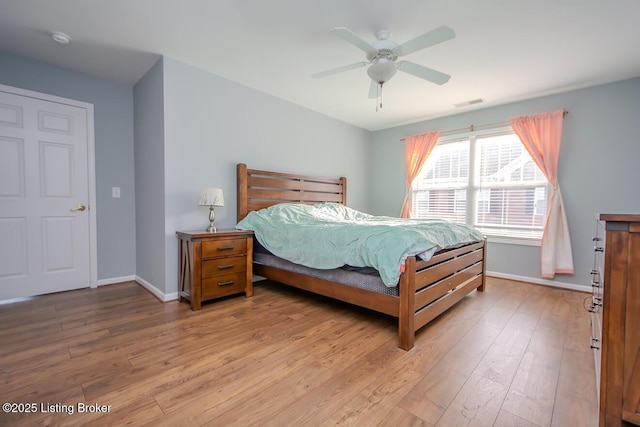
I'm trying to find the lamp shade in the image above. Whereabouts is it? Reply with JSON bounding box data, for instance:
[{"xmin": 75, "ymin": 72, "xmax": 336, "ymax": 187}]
[
  {"xmin": 367, "ymin": 58, "xmax": 397, "ymax": 84},
  {"xmin": 198, "ymin": 188, "xmax": 224, "ymax": 207}
]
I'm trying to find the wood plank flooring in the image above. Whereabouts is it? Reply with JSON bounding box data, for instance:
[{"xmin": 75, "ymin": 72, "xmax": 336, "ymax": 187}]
[{"xmin": 0, "ymin": 278, "xmax": 598, "ymax": 426}]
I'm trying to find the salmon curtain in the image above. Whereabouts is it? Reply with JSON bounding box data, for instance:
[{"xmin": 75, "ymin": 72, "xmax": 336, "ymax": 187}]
[
  {"xmin": 400, "ymin": 131, "xmax": 440, "ymax": 218},
  {"xmin": 509, "ymin": 110, "xmax": 573, "ymax": 278}
]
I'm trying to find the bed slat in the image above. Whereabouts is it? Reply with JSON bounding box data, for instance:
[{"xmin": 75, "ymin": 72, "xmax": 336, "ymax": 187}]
[
  {"xmin": 415, "ymin": 262, "xmax": 483, "ymax": 310},
  {"xmin": 414, "ymin": 274, "xmax": 483, "ymax": 331},
  {"xmin": 247, "ymin": 188, "xmax": 344, "ymax": 203},
  {"xmin": 248, "ymin": 176, "xmax": 344, "ymax": 193},
  {"xmin": 418, "ymin": 241, "xmax": 485, "ymax": 269},
  {"xmin": 246, "ymin": 168, "xmax": 343, "ymax": 184},
  {"xmin": 415, "ymin": 248, "xmax": 484, "ymax": 290}
]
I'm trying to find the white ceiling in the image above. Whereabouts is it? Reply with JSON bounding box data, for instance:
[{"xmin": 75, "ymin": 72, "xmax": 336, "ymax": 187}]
[{"xmin": 1, "ymin": 0, "xmax": 639, "ymax": 131}]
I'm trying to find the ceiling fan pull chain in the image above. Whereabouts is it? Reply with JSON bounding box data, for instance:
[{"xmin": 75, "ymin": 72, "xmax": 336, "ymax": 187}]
[{"xmin": 375, "ymin": 82, "xmax": 384, "ymax": 112}]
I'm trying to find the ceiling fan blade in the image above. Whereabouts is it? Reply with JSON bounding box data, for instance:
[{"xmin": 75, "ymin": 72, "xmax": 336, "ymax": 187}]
[
  {"xmin": 396, "ymin": 26, "xmax": 455, "ymax": 56},
  {"xmin": 312, "ymin": 61, "xmax": 368, "ymax": 79},
  {"xmin": 332, "ymin": 27, "xmax": 378, "ymax": 56},
  {"xmin": 368, "ymin": 80, "xmax": 378, "ymax": 99},
  {"xmin": 397, "ymin": 61, "xmax": 451, "ymax": 85}
]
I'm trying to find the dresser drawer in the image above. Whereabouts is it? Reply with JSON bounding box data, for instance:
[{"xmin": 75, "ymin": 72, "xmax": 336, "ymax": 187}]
[
  {"xmin": 202, "ymin": 256, "xmax": 246, "ymax": 278},
  {"xmin": 202, "ymin": 272, "xmax": 246, "ymax": 299},
  {"xmin": 202, "ymin": 238, "xmax": 247, "ymax": 258}
]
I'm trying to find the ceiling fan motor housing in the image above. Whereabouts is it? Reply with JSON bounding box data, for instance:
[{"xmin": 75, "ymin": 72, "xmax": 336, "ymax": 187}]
[
  {"xmin": 367, "ymin": 48, "xmax": 399, "ymax": 63},
  {"xmin": 368, "ymin": 32, "xmax": 399, "ymax": 62}
]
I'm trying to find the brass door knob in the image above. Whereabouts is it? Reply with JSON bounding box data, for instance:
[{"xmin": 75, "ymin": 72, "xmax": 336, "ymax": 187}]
[{"xmin": 71, "ymin": 204, "xmax": 86, "ymax": 212}]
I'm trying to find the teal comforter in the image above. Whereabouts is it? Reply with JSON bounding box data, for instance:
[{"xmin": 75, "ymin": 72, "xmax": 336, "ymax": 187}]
[{"xmin": 236, "ymin": 203, "xmax": 484, "ymax": 287}]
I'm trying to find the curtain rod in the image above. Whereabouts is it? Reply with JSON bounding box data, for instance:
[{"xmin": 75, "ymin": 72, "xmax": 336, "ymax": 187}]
[{"xmin": 400, "ymin": 110, "xmax": 568, "ymax": 141}]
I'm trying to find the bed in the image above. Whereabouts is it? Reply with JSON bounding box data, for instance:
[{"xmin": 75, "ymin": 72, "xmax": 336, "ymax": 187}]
[{"xmin": 236, "ymin": 163, "xmax": 486, "ymax": 350}]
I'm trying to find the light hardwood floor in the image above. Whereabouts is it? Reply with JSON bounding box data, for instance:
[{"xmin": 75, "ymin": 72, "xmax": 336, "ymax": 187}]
[{"xmin": 0, "ymin": 278, "xmax": 598, "ymax": 426}]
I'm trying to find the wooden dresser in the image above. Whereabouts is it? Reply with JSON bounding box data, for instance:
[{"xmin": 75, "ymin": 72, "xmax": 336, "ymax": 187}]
[
  {"xmin": 590, "ymin": 218, "xmax": 605, "ymax": 399},
  {"xmin": 599, "ymin": 214, "xmax": 640, "ymax": 426},
  {"xmin": 177, "ymin": 229, "xmax": 253, "ymax": 310}
]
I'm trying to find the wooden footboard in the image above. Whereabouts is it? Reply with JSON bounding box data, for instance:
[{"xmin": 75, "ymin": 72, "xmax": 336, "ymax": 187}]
[{"xmin": 398, "ymin": 241, "xmax": 486, "ymax": 350}]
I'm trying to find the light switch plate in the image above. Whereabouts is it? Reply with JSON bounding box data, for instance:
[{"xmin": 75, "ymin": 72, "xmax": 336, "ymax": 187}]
[{"xmin": 112, "ymin": 187, "xmax": 121, "ymax": 198}]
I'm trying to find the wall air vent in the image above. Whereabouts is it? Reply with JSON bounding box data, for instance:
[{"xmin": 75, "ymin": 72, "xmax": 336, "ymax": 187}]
[{"xmin": 453, "ymin": 98, "xmax": 483, "ymax": 108}]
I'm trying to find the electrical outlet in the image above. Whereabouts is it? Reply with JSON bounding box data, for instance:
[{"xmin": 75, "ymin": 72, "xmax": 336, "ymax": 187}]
[{"xmin": 112, "ymin": 187, "xmax": 121, "ymax": 198}]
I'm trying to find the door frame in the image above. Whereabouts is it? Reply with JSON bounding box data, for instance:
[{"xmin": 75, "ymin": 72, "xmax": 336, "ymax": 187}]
[{"xmin": 0, "ymin": 83, "xmax": 98, "ymax": 289}]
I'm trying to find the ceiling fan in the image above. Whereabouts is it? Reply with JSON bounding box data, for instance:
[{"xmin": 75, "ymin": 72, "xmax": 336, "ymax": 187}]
[{"xmin": 312, "ymin": 26, "xmax": 455, "ymax": 101}]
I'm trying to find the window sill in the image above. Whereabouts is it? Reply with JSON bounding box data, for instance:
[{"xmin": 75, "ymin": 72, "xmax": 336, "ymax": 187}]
[{"xmin": 485, "ymin": 235, "xmax": 542, "ymax": 247}]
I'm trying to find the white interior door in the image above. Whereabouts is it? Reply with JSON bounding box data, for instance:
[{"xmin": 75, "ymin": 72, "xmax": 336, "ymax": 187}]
[{"xmin": 0, "ymin": 88, "xmax": 92, "ymax": 300}]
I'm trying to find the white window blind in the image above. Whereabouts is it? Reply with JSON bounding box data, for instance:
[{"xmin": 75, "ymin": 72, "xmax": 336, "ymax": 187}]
[
  {"xmin": 411, "ymin": 129, "xmax": 549, "ymax": 241},
  {"xmin": 475, "ymin": 134, "xmax": 547, "ymax": 238},
  {"xmin": 412, "ymin": 140, "xmax": 469, "ymax": 223}
]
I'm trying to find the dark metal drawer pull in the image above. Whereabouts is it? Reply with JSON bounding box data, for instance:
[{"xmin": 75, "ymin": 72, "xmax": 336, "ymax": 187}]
[
  {"xmin": 218, "ymin": 264, "xmax": 234, "ymax": 270},
  {"xmin": 218, "ymin": 280, "xmax": 235, "ymax": 286},
  {"xmin": 218, "ymin": 246, "xmax": 235, "ymax": 251}
]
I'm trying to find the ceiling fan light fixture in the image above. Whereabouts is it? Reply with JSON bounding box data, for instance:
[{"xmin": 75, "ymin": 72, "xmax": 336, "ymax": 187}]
[{"xmin": 367, "ymin": 58, "xmax": 397, "ymax": 84}]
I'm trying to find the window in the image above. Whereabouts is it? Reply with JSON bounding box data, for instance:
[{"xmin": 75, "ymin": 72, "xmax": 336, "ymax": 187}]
[{"xmin": 411, "ymin": 128, "xmax": 549, "ymax": 242}]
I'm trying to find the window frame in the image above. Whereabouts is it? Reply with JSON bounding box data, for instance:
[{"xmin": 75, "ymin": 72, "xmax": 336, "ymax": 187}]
[{"xmin": 410, "ymin": 126, "xmax": 549, "ymax": 246}]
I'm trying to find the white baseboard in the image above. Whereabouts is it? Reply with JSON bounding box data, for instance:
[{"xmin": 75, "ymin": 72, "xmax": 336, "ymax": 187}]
[
  {"xmin": 164, "ymin": 291, "xmax": 179, "ymax": 301},
  {"xmin": 486, "ymin": 270, "xmax": 590, "ymax": 293},
  {"xmin": 134, "ymin": 276, "xmax": 179, "ymax": 302},
  {"xmin": 97, "ymin": 275, "xmax": 136, "ymax": 286}
]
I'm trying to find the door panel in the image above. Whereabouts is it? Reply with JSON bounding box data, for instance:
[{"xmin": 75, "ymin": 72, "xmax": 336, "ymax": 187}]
[
  {"xmin": 0, "ymin": 102, "xmax": 23, "ymax": 126},
  {"xmin": 0, "ymin": 218, "xmax": 27, "ymax": 279},
  {"xmin": 42, "ymin": 216, "xmax": 75, "ymax": 272},
  {"xmin": 40, "ymin": 141, "xmax": 74, "ymax": 197},
  {"xmin": 0, "ymin": 136, "xmax": 26, "ymax": 198}
]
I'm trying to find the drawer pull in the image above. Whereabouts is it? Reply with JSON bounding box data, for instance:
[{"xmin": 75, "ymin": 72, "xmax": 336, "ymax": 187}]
[
  {"xmin": 218, "ymin": 280, "xmax": 235, "ymax": 286},
  {"xmin": 218, "ymin": 246, "xmax": 235, "ymax": 251},
  {"xmin": 218, "ymin": 264, "xmax": 235, "ymax": 270}
]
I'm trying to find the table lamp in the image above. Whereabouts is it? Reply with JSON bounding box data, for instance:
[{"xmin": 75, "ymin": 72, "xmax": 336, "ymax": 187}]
[{"xmin": 198, "ymin": 188, "xmax": 224, "ymax": 232}]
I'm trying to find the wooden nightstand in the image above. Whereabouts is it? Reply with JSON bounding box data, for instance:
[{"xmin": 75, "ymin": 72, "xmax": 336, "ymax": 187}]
[{"xmin": 176, "ymin": 229, "xmax": 253, "ymax": 310}]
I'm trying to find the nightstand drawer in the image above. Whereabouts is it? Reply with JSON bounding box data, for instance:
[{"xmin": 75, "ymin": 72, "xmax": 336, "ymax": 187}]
[
  {"xmin": 202, "ymin": 256, "xmax": 246, "ymax": 278},
  {"xmin": 202, "ymin": 238, "xmax": 246, "ymax": 258},
  {"xmin": 202, "ymin": 272, "xmax": 246, "ymax": 299}
]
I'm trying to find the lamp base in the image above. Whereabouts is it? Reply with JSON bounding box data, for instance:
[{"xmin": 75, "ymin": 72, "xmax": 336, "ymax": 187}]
[{"xmin": 206, "ymin": 206, "xmax": 217, "ymax": 232}]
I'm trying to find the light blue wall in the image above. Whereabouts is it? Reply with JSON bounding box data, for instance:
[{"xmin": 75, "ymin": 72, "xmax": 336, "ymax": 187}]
[
  {"xmin": 0, "ymin": 51, "xmax": 137, "ymax": 281},
  {"xmin": 5, "ymin": 49, "xmax": 636, "ymax": 295},
  {"xmin": 370, "ymin": 77, "xmax": 640, "ymax": 290},
  {"xmin": 133, "ymin": 58, "xmax": 166, "ymax": 291},
  {"xmin": 159, "ymin": 56, "xmax": 372, "ymax": 296}
]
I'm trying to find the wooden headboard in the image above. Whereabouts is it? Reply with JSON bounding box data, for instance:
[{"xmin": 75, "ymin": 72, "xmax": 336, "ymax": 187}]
[{"xmin": 237, "ymin": 163, "xmax": 347, "ymax": 221}]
